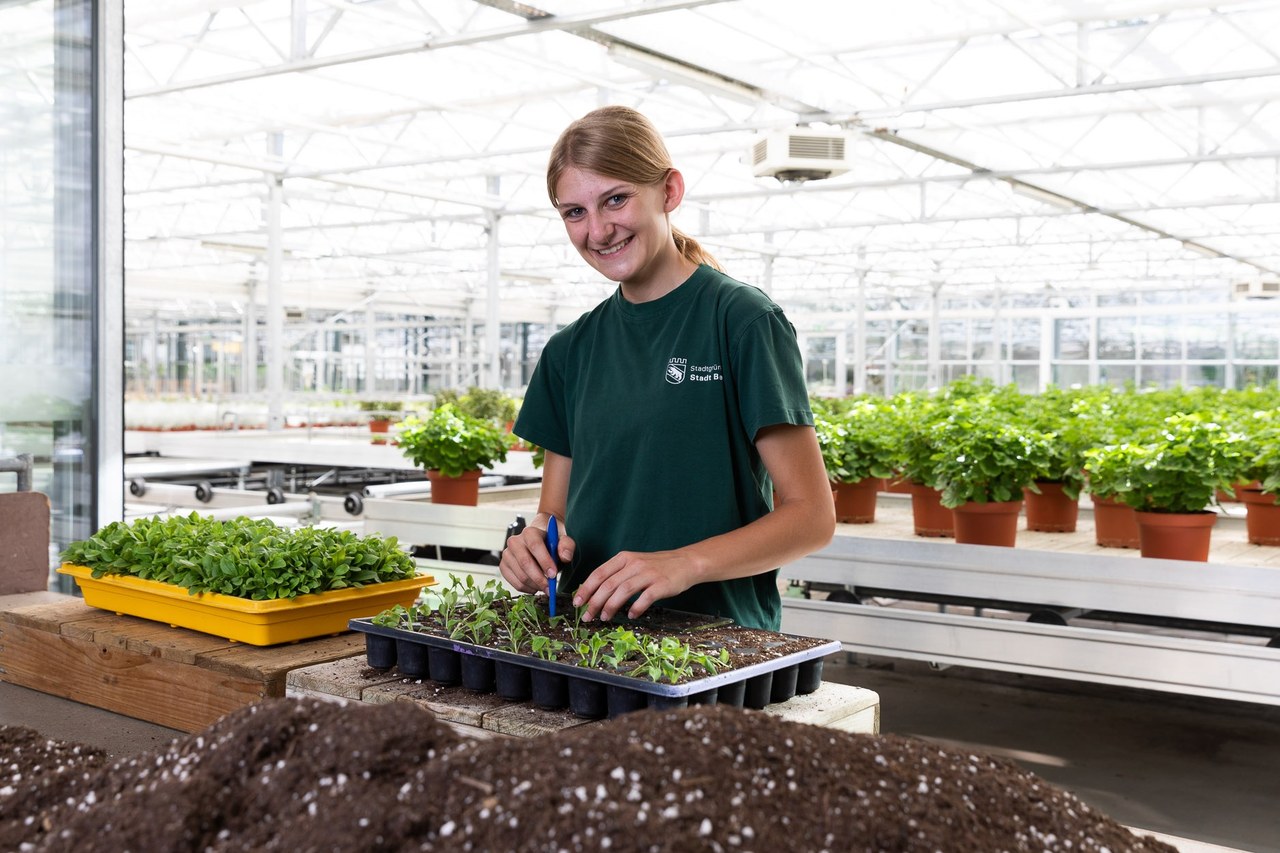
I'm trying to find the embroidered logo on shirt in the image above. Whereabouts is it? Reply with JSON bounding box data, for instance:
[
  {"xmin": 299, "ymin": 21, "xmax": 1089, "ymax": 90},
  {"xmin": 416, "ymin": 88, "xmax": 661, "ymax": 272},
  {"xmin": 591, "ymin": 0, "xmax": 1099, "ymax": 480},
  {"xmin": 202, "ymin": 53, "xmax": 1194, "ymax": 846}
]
[
  {"xmin": 666, "ymin": 357, "xmax": 722, "ymax": 384},
  {"xmin": 665, "ymin": 358, "xmax": 687, "ymax": 384}
]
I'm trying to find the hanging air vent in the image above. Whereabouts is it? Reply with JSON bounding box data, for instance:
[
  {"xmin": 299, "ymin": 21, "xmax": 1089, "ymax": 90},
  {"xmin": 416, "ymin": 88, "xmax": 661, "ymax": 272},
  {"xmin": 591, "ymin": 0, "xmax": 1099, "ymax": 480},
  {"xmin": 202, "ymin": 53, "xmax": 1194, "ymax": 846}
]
[
  {"xmin": 751, "ymin": 129, "xmax": 853, "ymax": 182},
  {"xmin": 1233, "ymin": 279, "xmax": 1280, "ymax": 300}
]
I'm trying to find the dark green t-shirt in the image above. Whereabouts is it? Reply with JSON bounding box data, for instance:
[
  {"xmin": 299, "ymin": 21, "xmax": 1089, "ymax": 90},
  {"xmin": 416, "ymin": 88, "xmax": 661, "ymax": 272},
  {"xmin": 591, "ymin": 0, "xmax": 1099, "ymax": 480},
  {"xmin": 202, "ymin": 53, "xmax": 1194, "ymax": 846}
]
[{"xmin": 513, "ymin": 265, "xmax": 813, "ymax": 630}]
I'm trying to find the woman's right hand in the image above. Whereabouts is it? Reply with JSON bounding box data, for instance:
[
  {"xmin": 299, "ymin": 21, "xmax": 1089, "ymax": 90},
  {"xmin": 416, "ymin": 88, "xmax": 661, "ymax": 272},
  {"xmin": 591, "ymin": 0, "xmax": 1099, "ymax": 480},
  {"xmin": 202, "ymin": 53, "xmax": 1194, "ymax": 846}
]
[{"xmin": 499, "ymin": 517, "xmax": 574, "ymax": 594}]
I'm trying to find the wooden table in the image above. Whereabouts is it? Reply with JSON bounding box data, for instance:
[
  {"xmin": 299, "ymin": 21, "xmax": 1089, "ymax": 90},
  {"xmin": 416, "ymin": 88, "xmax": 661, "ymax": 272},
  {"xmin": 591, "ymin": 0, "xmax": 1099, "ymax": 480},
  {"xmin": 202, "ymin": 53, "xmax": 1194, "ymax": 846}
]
[
  {"xmin": 0, "ymin": 596, "xmax": 365, "ymax": 732},
  {"xmin": 285, "ymin": 654, "xmax": 881, "ymax": 741},
  {"xmin": 0, "ymin": 593, "xmax": 880, "ymax": 739}
]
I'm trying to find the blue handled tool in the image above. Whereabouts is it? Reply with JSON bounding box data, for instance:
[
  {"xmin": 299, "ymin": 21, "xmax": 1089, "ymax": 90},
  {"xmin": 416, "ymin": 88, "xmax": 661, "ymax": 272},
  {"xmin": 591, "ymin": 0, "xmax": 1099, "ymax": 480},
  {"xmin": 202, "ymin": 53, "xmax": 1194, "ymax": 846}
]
[{"xmin": 546, "ymin": 516, "xmax": 559, "ymax": 617}]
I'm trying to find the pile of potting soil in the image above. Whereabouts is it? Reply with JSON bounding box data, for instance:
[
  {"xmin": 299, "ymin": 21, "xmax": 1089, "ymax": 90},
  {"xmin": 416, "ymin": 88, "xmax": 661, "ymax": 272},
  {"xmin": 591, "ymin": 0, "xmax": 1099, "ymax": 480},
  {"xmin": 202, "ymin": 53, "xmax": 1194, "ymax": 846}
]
[{"xmin": 1, "ymin": 697, "xmax": 1176, "ymax": 852}]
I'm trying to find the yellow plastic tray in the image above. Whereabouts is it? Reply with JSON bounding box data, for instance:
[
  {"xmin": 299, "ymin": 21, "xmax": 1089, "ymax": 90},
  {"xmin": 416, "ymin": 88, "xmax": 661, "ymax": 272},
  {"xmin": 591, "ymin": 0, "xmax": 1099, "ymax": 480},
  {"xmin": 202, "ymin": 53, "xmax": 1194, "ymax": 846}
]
[{"xmin": 58, "ymin": 564, "xmax": 431, "ymax": 646}]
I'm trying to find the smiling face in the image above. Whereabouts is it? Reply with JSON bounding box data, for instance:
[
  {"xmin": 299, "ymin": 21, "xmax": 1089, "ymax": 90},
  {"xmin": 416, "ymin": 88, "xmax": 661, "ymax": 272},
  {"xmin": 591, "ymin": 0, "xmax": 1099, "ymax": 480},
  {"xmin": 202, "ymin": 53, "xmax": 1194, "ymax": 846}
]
[{"xmin": 553, "ymin": 165, "xmax": 691, "ymax": 298}]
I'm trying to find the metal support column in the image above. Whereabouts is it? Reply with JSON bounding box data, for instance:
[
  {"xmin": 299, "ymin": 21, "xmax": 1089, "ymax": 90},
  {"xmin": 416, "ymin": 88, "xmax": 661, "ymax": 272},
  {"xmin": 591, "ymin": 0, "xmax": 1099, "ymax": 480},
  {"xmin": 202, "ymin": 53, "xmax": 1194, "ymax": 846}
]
[{"xmin": 265, "ymin": 141, "xmax": 284, "ymax": 430}]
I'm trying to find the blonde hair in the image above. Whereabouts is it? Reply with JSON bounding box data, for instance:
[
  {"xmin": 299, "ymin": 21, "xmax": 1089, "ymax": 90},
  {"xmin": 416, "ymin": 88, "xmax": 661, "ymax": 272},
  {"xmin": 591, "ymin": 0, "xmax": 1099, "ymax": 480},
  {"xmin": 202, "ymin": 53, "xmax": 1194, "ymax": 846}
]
[{"xmin": 547, "ymin": 106, "xmax": 721, "ymax": 271}]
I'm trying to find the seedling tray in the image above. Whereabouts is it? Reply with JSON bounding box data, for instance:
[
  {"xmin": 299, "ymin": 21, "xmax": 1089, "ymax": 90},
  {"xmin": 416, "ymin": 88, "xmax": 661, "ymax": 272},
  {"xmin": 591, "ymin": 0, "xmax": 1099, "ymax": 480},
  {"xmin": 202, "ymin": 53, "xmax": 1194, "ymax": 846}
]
[
  {"xmin": 349, "ymin": 616, "xmax": 840, "ymax": 719},
  {"xmin": 60, "ymin": 564, "xmax": 432, "ymax": 646}
]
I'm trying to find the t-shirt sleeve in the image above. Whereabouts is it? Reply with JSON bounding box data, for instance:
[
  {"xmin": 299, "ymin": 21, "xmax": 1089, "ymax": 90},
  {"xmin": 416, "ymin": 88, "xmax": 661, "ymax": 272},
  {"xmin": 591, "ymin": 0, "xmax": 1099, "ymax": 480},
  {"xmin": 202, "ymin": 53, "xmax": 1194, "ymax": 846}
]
[
  {"xmin": 513, "ymin": 332, "xmax": 573, "ymax": 458},
  {"xmin": 731, "ymin": 307, "xmax": 814, "ymax": 442}
]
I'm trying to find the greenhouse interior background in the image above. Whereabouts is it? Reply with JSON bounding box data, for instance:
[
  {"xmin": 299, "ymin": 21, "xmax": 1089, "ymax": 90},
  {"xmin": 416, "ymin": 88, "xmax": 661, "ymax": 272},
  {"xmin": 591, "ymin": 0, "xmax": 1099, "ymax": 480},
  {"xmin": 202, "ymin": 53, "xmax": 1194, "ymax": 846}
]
[{"xmin": 114, "ymin": 0, "xmax": 1280, "ymax": 407}]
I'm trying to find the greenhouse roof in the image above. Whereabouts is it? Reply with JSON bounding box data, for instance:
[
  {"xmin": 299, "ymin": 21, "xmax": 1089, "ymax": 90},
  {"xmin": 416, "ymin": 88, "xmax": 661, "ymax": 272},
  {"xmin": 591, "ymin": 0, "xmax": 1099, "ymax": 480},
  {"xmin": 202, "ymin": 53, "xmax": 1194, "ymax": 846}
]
[{"xmin": 118, "ymin": 0, "xmax": 1280, "ymax": 322}]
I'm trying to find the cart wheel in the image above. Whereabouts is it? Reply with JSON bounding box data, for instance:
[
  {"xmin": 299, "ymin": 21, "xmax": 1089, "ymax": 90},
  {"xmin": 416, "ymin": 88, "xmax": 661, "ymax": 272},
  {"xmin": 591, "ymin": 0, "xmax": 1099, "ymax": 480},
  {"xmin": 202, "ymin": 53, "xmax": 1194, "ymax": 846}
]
[
  {"xmin": 344, "ymin": 492, "xmax": 364, "ymax": 516},
  {"xmin": 129, "ymin": 478, "xmax": 147, "ymax": 497},
  {"xmin": 266, "ymin": 486, "xmax": 286, "ymax": 504},
  {"xmin": 825, "ymin": 589, "xmax": 862, "ymax": 605},
  {"xmin": 195, "ymin": 480, "xmax": 214, "ymax": 503}
]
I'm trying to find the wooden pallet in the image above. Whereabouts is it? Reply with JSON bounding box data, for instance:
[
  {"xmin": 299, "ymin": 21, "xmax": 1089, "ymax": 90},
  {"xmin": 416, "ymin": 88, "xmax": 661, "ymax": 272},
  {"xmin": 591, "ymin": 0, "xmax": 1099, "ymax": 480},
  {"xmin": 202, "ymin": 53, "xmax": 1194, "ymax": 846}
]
[
  {"xmin": 286, "ymin": 655, "xmax": 881, "ymax": 739},
  {"xmin": 0, "ymin": 597, "xmax": 364, "ymax": 732}
]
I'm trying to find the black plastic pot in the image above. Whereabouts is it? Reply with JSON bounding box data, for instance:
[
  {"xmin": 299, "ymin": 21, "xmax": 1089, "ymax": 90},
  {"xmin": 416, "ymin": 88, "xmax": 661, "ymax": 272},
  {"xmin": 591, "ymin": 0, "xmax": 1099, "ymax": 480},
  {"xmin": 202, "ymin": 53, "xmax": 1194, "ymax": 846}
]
[
  {"xmin": 460, "ymin": 654, "xmax": 495, "ymax": 692},
  {"xmin": 743, "ymin": 671, "xmax": 774, "ymax": 709},
  {"xmin": 427, "ymin": 646, "xmax": 461, "ymax": 685},
  {"xmin": 395, "ymin": 638, "xmax": 430, "ymax": 678},
  {"xmin": 530, "ymin": 669, "xmax": 568, "ymax": 710},
  {"xmin": 716, "ymin": 679, "xmax": 747, "ymax": 708},
  {"xmin": 606, "ymin": 684, "xmax": 648, "ymax": 717},
  {"xmin": 365, "ymin": 634, "xmax": 397, "ymax": 670},
  {"xmin": 494, "ymin": 660, "xmax": 531, "ymax": 701},
  {"xmin": 568, "ymin": 677, "xmax": 607, "ymax": 719},
  {"xmin": 796, "ymin": 658, "xmax": 824, "ymax": 695},
  {"xmin": 688, "ymin": 687, "xmax": 718, "ymax": 705},
  {"xmin": 647, "ymin": 694, "xmax": 689, "ymax": 711},
  {"xmin": 769, "ymin": 664, "xmax": 799, "ymax": 703}
]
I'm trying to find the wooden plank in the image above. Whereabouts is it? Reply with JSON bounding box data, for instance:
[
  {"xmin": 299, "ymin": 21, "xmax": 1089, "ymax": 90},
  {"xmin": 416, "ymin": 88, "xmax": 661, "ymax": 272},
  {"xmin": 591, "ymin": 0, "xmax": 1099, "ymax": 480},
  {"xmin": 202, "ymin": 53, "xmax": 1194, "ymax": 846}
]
[
  {"xmin": 0, "ymin": 620, "xmax": 266, "ymax": 732},
  {"xmin": 0, "ymin": 599, "xmax": 99, "ymax": 632},
  {"xmin": 383, "ymin": 682, "xmax": 514, "ymax": 728},
  {"xmin": 285, "ymin": 656, "xmax": 402, "ymax": 700},
  {"xmin": 481, "ymin": 701, "xmax": 603, "ymax": 738},
  {"xmin": 389, "ymin": 697, "xmax": 512, "ymax": 742},
  {"xmin": 197, "ymin": 633, "xmax": 365, "ymax": 688},
  {"xmin": 762, "ymin": 683, "xmax": 881, "ymax": 734}
]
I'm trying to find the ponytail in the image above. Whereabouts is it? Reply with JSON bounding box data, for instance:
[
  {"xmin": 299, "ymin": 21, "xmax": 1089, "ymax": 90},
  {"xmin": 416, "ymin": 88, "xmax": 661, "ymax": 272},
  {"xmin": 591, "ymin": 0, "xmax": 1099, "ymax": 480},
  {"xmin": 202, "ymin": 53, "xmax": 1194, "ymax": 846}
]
[{"xmin": 673, "ymin": 227, "xmax": 721, "ymax": 272}]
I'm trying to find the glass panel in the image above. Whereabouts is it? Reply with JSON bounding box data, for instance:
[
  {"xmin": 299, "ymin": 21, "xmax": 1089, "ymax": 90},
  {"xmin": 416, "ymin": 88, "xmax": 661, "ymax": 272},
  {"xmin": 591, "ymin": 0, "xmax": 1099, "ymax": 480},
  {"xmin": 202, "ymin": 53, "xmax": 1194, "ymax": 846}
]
[
  {"xmin": 1236, "ymin": 365, "xmax": 1278, "ymax": 389},
  {"xmin": 1054, "ymin": 318, "xmax": 1090, "ymax": 360},
  {"xmin": 971, "ymin": 321, "xmax": 995, "ymax": 361},
  {"xmin": 804, "ymin": 335, "xmax": 837, "ymax": 392},
  {"xmin": 0, "ymin": 0, "xmax": 97, "ymax": 579},
  {"xmin": 1052, "ymin": 364, "xmax": 1089, "ymax": 387},
  {"xmin": 1006, "ymin": 318, "xmax": 1040, "ymax": 360},
  {"xmin": 1186, "ymin": 315, "xmax": 1227, "ymax": 360},
  {"xmin": 1236, "ymin": 314, "xmax": 1280, "ymax": 359},
  {"xmin": 1098, "ymin": 318, "xmax": 1136, "ymax": 358},
  {"xmin": 1010, "ymin": 364, "xmax": 1039, "ymax": 392},
  {"xmin": 1099, "ymin": 364, "xmax": 1136, "ymax": 388},
  {"xmin": 1139, "ymin": 316, "xmax": 1180, "ymax": 359},
  {"xmin": 897, "ymin": 321, "xmax": 929, "ymax": 361},
  {"xmin": 939, "ymin": 320, "xmax": 966, "ymax": 360},
  {"xmin": 1139, "ymin": 364, "xmax": 1182, "ymax": 387},
  {"xmin": 1185, "ymin": 365, "xmax": 1225, "ymax": 388}
]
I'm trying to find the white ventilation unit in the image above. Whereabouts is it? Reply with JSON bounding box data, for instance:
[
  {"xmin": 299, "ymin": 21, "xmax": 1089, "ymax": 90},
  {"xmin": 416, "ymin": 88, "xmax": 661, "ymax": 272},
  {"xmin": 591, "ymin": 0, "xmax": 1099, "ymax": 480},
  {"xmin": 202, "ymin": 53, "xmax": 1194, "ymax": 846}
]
[
  {"xmin": 750, "ymin": 129, "xmax": 853, "ymax": 182},
  {"xmin": 1232, "ymin": 279, "xmax": 1280, "ymax": 300}
]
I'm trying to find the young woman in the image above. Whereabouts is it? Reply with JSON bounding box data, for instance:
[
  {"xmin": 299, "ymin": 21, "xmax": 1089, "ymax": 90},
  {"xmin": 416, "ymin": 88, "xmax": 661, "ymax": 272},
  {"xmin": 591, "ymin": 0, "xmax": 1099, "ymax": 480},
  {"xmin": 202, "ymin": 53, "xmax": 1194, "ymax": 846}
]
[{"xmin": 498, "ymin": 106, "xmax": 834, "ymax": 631}]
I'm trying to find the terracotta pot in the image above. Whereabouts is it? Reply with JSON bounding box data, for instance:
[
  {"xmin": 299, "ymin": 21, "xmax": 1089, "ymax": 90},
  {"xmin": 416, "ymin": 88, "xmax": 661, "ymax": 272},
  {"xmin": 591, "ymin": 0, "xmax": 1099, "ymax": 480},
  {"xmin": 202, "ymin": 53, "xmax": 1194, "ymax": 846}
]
[
  {"xmin": 909, "ymin": 483, "xmax": 954, "ymax": 538},
  {"xmin": 1238, "ymin": 487, "xmax": 1280, "ymax": 546},
  {"xmin": 953, "ymin": 499, "xmax": 1023, "ymax": 547},
  {"xmin": 831, "ymin": 478, "xmax": 879, "ymax": 524},
  {"xmin": 883, "ymin": 474, "xmax": 914, "ymax": 495},
  {"xmin": 1090, "ymin": 494, "xmax": 1141, "ymax": 549},
  {"xmin": 369, "ymin": 419, "xmax": 392, "ymax": 434},
  {"xmin": 1023, "ymin": 482, "xmax": 1079, "ymax": 533},
  {"xmin": 1135, "ymin": 510, "xmax": 1216, "ymax": 562},
  {"xmin": 426, "ymin": 469, "xmax": 482, "ymax": 506}
]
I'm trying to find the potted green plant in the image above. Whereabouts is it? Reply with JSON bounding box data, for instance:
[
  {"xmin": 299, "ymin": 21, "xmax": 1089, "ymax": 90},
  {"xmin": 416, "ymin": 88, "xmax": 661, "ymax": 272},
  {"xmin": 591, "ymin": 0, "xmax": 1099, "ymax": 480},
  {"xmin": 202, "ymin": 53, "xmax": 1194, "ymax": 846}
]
[
  {"xmin": 397, "ymin": 403, "xmax": 512, "ymax": 505},
  {"xmin": 1231, "ymin": 417, "xmax": 1280, "ymax": 546},
  {"xmin": 1100, "ymin": 413, "xmax": 1248, "ymax": 561},
  {"xmin": 930, "ymin": 406, "xmax": 1052, "ymax": 547},
  {"xmin": 815, "ymin": 398, "xmax": 896, "ymax": 524},
  {"xmin": 1022, "ymin": 388, "xmax": 1090, "ymax": 533},
  {"xmin": 1080, "ymin": 441, "xmax": 1146, "ymax": 549},
  {"xmin": 359, "ymin": 399, "xmax": 404, "ymax": 442},
  {"xmin": 891, "ymin": 394, "xmax": 955, "ymax": 537}
]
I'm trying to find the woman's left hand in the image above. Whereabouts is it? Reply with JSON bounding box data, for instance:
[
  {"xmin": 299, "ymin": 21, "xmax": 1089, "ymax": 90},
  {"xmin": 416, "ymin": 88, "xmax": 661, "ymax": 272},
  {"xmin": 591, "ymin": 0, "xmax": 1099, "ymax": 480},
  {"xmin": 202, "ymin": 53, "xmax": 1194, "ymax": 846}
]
[{"xmin": 570, "ymin": 549, "xmax": 699, "ymax": 623}]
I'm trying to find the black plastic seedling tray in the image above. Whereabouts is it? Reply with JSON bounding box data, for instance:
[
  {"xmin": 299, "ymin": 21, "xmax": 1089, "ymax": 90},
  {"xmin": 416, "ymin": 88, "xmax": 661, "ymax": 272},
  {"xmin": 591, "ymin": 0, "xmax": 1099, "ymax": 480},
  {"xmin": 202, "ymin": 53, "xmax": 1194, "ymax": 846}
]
[{"xmin": 348, "ymin": 617, "xmax": 840, "ymax": 720}]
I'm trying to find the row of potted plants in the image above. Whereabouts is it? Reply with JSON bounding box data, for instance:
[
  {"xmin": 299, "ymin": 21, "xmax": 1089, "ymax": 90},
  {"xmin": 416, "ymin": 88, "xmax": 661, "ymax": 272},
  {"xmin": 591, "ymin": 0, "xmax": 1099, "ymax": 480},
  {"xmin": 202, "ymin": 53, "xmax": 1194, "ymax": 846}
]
[{"xmin": 813, "ymin": 380, "xmax": 1280, "ymax": 560}]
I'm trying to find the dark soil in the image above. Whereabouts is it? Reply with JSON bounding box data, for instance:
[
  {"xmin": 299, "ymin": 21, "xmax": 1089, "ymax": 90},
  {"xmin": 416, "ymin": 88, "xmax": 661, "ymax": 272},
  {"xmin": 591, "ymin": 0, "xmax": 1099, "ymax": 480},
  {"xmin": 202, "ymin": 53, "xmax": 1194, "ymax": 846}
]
[
  {"xmin": 387, "ymin": 599, "xmax": 826, "ymax": 681},
  {"xmin": 2, "ymin": 697, "xmax": 1175, "ymax": 852}
]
